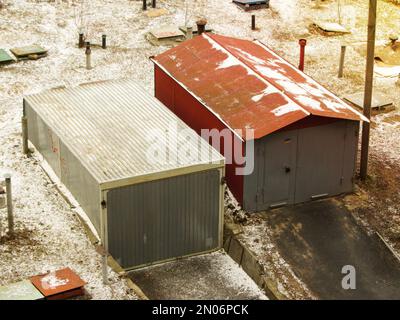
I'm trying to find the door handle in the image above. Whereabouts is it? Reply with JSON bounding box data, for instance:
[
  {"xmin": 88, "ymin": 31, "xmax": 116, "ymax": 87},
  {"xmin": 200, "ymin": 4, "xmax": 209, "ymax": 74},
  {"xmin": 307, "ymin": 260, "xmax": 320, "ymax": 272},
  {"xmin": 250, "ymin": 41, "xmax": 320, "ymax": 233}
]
[{"xmin": 284, "ymin": 166, "xmax": 291, "ymax": 173}]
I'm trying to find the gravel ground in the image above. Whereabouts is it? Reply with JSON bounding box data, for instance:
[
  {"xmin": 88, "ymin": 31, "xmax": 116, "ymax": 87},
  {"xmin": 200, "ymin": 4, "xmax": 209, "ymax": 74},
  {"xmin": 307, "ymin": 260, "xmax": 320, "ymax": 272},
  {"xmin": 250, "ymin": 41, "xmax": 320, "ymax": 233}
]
[{"xmin": 0, "ymin": 0, "xmax": 399, "ymax": 299}]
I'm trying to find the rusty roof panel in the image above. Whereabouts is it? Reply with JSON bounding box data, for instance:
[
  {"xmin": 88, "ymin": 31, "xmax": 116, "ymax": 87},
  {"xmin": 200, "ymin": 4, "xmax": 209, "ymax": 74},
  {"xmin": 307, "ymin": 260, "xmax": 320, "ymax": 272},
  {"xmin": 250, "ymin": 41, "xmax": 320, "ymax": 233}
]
[
  {"xmin": 153, "ymin": 33, "xmax": 367, "ymax": 140},
  {"xmin": 30, "ymin": 268, "xmax": 86, "ymax": 298}
]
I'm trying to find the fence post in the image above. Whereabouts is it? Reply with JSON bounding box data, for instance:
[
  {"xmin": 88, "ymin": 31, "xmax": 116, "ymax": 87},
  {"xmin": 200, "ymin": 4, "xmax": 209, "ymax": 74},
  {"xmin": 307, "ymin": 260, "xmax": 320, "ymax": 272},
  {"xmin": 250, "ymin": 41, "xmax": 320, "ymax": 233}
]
[
  {"xmin": 338, "ymin": 45, "xmax": 346, "ymax": 78},
  {"xmin": 4, "ymin": 174, "xmax": 14, "ymax": 237}
]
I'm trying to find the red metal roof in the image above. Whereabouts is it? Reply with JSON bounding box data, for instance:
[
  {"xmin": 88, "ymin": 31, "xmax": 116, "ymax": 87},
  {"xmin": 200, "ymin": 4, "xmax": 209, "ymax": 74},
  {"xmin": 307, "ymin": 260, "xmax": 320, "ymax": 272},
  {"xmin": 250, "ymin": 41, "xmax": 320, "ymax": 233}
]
[{"xmin": 152, "ymin": 33, "xmax": 367, "ymax": 140}]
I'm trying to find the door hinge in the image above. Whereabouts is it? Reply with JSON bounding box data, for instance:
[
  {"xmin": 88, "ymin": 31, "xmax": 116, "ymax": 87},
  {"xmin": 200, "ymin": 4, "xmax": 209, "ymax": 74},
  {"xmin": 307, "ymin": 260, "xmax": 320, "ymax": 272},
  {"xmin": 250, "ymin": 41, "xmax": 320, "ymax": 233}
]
[{"xmin": 101, "ymin": 200, "xmax": 107, "ymax": 209}]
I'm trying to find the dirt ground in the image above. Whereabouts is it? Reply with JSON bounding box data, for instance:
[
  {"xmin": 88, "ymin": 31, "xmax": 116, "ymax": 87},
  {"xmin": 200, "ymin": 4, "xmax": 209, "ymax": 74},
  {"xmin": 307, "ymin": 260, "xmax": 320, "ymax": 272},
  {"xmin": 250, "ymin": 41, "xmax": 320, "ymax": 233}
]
[
  {"xmin": 129, "ymin": 251, "xmax": 267, "ymax": 300},
  {"xmin": 0, "ymin": 0, "xmax": 400, "ymax": 299}
]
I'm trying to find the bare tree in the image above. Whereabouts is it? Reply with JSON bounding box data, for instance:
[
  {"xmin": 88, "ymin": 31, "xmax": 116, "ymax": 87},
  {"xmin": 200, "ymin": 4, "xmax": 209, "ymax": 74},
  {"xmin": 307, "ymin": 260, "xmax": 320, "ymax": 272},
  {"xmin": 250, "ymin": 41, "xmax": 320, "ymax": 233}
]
[{"xmin": 72, "ymin": 0, "xmax": 91, "ymax": 37}]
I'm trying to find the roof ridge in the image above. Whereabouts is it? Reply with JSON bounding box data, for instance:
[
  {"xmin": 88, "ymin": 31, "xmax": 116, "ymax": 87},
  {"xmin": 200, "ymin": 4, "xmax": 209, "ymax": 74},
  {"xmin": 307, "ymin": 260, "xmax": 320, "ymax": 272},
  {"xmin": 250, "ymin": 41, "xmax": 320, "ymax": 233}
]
[
  {"xmin": 204, "ymin": 34, "xmax": 310, "ymax": 117},
  {"xmin": 253, "ymin": 39, "xmax": 369, "ymax": 122},
  {"xmin": 208, "ymin": 34, "xmax": 367, "ymax": 123}
]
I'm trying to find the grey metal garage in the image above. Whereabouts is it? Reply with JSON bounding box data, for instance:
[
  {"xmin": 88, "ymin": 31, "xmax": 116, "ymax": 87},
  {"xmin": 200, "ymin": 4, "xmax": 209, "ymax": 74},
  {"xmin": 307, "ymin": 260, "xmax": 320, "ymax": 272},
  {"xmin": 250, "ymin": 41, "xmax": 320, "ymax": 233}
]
[{"xmin": 23, "ymin": 79, "xmax": 225, "ymax": 270}]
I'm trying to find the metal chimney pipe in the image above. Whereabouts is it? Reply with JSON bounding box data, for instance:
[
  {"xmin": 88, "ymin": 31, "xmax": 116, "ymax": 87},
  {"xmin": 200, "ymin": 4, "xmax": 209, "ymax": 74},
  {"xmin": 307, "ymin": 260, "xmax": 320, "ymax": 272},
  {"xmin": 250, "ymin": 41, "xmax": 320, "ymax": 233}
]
[
  {"xmin": 298, "ymin": 39, "xmax": 307, "ymax": 71},
  {"xmin": 85, "ymin": 42, "xmax": 92, "ymax": 70},
  {"xmin": 79, "ymin": 33, "xmax": 84, "ymax": 48},
  {"xmin": 196, "ymin": 19, "xmax": 207, "ymax": 36},
  {"xmin": 251, "ymin": 15, "xmax": 256, "ymax": 30}
]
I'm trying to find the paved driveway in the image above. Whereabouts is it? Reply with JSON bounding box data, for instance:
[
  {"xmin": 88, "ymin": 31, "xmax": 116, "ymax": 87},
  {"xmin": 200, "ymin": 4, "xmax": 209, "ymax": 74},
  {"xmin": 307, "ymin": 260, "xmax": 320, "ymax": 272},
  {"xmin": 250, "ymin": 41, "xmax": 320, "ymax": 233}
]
[{"xmin": 263, "ymin": 199, "xmax": 400, "ymax": 299}]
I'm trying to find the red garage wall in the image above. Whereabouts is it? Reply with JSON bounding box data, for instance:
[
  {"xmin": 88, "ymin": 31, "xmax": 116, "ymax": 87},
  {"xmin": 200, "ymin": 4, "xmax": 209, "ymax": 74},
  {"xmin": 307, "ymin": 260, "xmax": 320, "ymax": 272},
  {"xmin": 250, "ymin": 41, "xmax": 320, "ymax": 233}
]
[{"xmin": 154, "ymin": 65, "xmax": 245, "ymax": 204}]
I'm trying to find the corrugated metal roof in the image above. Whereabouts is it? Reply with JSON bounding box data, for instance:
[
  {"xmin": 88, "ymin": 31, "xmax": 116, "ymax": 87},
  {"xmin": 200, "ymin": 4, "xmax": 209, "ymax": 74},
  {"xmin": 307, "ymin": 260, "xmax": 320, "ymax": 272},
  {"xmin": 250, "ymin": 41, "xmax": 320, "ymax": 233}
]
[
  {"xmin": 25, "ymin": 79, "xmax": 224, "ymax": 186},
  {"xmin": 152, "ymin": 33, "xmax": 367, "ymax": 140}
]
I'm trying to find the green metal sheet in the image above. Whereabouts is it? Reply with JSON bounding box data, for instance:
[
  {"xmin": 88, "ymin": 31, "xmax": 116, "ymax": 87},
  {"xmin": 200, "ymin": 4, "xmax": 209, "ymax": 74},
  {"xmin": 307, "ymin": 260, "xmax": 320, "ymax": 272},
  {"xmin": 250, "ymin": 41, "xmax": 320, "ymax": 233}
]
[
  {"xmin": 0, "ymin": 49, "xmax": 14, "ymax": 64},
  {"xmin": 0, "ymin": 280, "xmax": 44, "ymax": 300},
  {"xmin": 10, "ymin": 45, "xmax": 47, "ymax": 58}
]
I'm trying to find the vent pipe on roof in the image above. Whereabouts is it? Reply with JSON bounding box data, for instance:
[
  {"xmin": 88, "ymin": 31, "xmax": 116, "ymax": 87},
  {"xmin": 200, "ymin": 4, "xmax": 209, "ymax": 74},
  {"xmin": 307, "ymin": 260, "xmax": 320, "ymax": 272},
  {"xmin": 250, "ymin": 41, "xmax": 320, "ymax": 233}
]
[
  {"xmin": 196, "ymin": 19, "xmax": 207, "ymax": 36},
  {"xmin": 298, "ymin": 39, "xmax": 307, "ymax": 71}
]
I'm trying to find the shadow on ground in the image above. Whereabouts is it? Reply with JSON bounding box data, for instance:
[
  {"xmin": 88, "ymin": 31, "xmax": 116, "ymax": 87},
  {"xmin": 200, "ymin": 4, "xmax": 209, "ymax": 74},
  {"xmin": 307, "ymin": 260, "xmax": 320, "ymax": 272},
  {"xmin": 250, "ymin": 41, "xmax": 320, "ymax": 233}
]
[{"xmin": 263, "ymin": 199, "xmax": 400, "ymax": 299}]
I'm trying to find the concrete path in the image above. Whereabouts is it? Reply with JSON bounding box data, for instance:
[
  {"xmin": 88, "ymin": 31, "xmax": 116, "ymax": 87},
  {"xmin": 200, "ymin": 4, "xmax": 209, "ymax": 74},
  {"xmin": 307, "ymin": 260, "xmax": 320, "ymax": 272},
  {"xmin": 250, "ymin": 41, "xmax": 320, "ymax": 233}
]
[
  {"xmin": 128, "ymin": 251, "xmax": 267, "ymax": 300},
  {"xmin": 264, "ymin": 199, "xmax": 400, "ymax": 299}
]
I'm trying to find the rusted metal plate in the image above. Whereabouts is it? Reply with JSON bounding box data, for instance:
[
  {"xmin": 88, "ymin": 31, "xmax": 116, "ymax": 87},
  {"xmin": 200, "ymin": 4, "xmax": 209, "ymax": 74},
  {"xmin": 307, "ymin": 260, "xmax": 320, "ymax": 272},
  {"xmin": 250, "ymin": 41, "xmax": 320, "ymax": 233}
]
[
  {"xmin": 152, "ymin": 33, "xmax": 367, "ymax": 140},
  {"xmin": 150, "ymin": 27, "xmax": 185, "ymax": 40},
  {"xmin": 0, "ymin": 49, "xmax": 14, "ymax": 64},
  {"xmin": 30, "ymin": 268, "xmax": 86, "ymax": 299},
  {"xmin": 0, "ymin": 280, "xmax": 44, "ymax": 300},
  {"xmin": 10, "ymin": 45, "xmax": 47, "ymax": 58}
]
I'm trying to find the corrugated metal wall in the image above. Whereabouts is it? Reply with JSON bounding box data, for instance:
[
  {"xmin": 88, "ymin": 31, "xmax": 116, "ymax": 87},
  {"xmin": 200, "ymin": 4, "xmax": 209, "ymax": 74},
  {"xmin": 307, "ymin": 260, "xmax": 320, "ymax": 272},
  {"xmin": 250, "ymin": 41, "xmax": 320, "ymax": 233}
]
[
  {"xmin": 25, "ymin": 101, "xmax": 101, "ymax": 232},
  {"xmin": 244, "ymin": 119, "xmax": 359, "ymax": 211},
  {"xmin": 107, "ymin": 169, "xmax": 221, "ymax": 269}
]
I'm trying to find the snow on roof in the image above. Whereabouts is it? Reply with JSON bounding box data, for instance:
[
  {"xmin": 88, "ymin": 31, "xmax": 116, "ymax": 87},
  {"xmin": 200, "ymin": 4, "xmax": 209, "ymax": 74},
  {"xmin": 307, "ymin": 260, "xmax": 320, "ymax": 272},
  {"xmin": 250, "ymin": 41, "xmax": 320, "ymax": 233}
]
[
  {"xmin": 25, "ymin": 80, "xmax": 224, "ymax": 186},
  {"xmin": 152, "ymin": 33, "xmax": 367, "ymax": 140}
]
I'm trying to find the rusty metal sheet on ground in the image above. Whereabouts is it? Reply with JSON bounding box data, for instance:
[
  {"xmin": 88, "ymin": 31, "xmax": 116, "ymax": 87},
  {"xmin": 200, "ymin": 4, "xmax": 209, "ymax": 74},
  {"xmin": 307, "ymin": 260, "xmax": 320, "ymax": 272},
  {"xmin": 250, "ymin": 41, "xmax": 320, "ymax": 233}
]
[
  {"xmin": 0, "ymin": 280, "xmax": 44, "ymax": 300},
  {"xmin": 10, "ymin": 45, "xmax": 47, "ymax": 58},
  {"xmin": 30, "ymin": 267, "xmax": 86, "ymax": 299}
]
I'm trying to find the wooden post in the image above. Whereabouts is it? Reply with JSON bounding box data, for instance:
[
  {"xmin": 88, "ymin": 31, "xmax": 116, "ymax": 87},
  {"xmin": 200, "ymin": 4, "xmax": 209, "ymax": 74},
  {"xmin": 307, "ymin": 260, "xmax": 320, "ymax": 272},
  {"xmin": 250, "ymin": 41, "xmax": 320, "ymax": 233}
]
[
  {"xmin": 186, "ymin": 26, "xmax": 193, "ymax": 40},
  {"xmin": 360, "ymin": 0, "xmax": 377, "ymax": 181},
  {"xmin": 251, "ymin": 15, "xmax": 256, "ymax": 30},
  {"xmin": 4, "ymin": 174, "xmax": 14, "ymax": 237},
  {"xmin": 151, "ymin": 0, "xmax": 156, "ymax": 8},
  {"xmin": 338, "ymin": 45, "xmax": 346, "ymax": 78},
  {"xmin": 22, "ymin": 116, "xmax": 29, "ymax": 155},
  {"xmin": 142, "ymin": 0, "xmax": 147, "ymax": 10},
  {"xmin": 102, "ymin": 34, "xmax": 107, "ymax": 49}
]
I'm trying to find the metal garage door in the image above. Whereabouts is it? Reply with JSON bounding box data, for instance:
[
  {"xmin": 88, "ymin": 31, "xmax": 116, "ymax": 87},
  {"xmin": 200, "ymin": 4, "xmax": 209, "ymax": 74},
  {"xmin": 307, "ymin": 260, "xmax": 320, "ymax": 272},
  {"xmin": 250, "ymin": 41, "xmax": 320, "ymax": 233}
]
[
  {"xmin": 253, "ymin": 120, "xmax": 357, "ymax": 210},
  {"xmin": 294, "ymin": 121, "xmax": 349, "ymax": 203},
  {"xmin": 255, "ymin": 130, "xmax": 297, "ymax": 210},
  {"xmin": 106, "ymin": 169, "xmax": 221, "ymax": 269}
]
